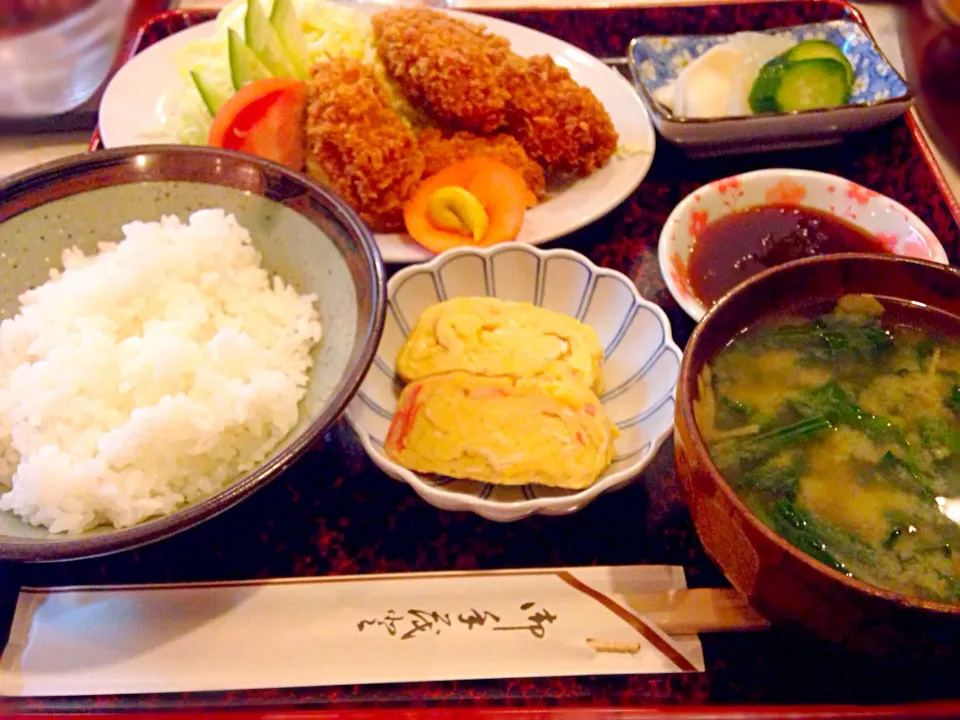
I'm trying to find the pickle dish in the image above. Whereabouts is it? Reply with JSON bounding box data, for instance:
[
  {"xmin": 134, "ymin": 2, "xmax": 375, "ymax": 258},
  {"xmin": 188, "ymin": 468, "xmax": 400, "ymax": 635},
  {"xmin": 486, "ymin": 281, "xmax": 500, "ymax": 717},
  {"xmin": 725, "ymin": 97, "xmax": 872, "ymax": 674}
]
[{"xmin": 629, "ymin": 19, "xmax": 912, "ymax": 156}]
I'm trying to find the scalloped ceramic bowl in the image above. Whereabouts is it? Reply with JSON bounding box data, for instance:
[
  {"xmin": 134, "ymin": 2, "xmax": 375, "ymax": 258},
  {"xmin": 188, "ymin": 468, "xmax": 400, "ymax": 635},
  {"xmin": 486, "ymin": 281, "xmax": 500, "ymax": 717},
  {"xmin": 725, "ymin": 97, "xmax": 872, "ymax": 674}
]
[
  {"xmin": 659, "ymin": 168, "xmax": 948, "ymax": 322},
  {"xmin": 345, "ymin": 244, "xmax": 681, "ymax": 522}
]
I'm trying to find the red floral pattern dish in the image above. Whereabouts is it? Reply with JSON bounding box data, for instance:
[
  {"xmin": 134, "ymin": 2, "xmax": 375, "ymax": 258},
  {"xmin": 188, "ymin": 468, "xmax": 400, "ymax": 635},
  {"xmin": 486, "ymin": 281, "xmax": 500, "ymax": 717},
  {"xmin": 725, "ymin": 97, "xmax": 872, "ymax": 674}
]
[{"xmin": 659, "ymin": 168, "xmax": 949, "ymax": 321}]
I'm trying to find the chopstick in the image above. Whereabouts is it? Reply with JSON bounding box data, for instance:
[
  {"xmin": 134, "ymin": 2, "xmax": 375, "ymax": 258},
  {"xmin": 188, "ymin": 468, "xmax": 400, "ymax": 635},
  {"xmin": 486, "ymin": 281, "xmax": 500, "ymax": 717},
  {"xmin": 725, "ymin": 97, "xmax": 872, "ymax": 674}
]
[
  {"xmin": 622, "ymin": 587, "xmax": 771, "ymax": 634},
  {"xmin": 586, "ymin": 588, "xmax": 769, "ymax": 655},
  {"xmin": 587, "ymin": 589, "xmax": 770, "ymax": 654},
  {"xmin": 586, "ymin": 638, "xmax": 642, "ymax": 654}
]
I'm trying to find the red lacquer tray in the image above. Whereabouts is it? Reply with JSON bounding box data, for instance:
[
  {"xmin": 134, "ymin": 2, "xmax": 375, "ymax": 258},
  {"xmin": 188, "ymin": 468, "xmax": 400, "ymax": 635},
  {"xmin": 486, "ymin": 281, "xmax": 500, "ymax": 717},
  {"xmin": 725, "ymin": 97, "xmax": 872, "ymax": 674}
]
[
  {"xmin": 12, "ymin": 0, "xmax": 960, "ymax": 715},
  {"xmin": 9, "ymin": 707, "xmax": 960, "ymax": 720}
]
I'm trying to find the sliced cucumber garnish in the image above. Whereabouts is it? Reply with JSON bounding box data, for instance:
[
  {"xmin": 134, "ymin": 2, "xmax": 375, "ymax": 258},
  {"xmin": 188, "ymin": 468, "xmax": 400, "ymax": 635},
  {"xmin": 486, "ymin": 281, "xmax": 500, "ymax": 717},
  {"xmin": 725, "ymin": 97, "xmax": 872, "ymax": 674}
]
[
  {"xmin": 773, "ymin": 58, "xmax": 851, "ymax": 112},
  {"xmin": 190, "ymin": 69, "xmax": 231, "ymax": 114},
  {"xmin": 748, "ymin": 56, "xmax": 789, "ymax": 114},
  {"xmin": 244, "ymin": 0, "xmax": 298, "ymax": 78},
  {"xmin": 270, "ymin": 0, "xmax": 310, "ymax": 80},
  {"xmin": 227, "ymin": 27, "xmax": 272, "ymax": 90},
  {"xmin": 783, "ymin": 39, "xmax": 854, "ymax": 86}
]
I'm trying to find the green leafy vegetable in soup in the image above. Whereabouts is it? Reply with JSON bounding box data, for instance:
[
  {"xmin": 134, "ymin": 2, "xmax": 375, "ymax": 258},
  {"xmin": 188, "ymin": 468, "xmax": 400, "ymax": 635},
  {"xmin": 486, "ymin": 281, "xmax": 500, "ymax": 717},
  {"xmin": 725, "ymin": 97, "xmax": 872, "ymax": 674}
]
[{"xmin": 695, "ymin": 294, "xmax": 960, "ymax": 604}]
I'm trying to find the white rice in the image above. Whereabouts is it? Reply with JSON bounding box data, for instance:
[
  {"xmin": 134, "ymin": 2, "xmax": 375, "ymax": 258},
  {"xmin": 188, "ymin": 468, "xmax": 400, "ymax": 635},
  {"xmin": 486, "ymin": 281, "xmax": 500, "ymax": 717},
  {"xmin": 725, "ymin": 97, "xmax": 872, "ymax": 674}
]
[{"xmin": 0, "ymin": 209, "xmax": 323, "ymax": 534}]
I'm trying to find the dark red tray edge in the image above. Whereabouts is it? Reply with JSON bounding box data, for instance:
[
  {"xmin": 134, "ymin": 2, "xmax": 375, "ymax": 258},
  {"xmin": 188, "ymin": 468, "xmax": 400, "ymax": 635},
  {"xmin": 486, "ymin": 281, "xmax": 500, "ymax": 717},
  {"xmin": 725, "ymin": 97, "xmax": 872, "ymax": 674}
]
[
  {"xmin": 88, "ymin": 0, "xmax": 960, "ymax": 230},
  {"xmin": 9, "ymin": 702, "xmax": 960, "ymax": 719}
]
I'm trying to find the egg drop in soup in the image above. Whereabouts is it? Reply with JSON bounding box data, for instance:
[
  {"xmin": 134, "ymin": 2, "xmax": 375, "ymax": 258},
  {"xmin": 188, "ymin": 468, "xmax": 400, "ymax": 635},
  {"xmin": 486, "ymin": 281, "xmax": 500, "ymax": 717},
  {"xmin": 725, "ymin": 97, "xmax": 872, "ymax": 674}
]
[{"xmin": 696, "ymin": 294, "xmax": 960, "ymax": 604}]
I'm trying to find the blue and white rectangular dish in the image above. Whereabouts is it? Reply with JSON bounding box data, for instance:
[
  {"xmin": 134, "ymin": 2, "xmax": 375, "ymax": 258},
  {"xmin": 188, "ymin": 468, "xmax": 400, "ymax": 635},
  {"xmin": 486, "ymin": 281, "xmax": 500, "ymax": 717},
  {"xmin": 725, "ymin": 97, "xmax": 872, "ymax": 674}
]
[{"xmin": 628, "ymin": 19, "xmax": 913, "ymax": 156}]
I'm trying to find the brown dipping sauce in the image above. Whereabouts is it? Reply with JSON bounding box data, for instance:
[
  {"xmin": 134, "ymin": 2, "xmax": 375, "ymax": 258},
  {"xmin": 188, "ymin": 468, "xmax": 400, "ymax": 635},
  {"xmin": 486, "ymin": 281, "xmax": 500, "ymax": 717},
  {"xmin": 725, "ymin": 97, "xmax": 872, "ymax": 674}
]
[{"xmin": 688, "ymin": 204, "xmax": 891, "ymax": 307}]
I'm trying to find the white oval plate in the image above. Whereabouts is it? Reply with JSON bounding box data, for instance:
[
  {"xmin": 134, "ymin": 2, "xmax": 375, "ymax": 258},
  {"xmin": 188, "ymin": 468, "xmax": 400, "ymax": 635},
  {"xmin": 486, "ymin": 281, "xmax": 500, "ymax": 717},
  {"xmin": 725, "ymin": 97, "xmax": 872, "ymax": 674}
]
[
  {"xmin": 344, "ymin": 243, "xmax": 681, "ymax": 522},
  {"xmin": 99, "ymin": 4, "xmax": 655, "ymax": 264}
]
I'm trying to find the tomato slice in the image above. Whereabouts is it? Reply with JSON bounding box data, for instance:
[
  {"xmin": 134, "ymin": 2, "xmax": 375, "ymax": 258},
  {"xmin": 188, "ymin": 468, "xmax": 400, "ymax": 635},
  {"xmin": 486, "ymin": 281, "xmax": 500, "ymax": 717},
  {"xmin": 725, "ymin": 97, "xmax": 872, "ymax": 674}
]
[{"xmin": 208, "ymin": 78, "xmax": 307, "ymax": 172}]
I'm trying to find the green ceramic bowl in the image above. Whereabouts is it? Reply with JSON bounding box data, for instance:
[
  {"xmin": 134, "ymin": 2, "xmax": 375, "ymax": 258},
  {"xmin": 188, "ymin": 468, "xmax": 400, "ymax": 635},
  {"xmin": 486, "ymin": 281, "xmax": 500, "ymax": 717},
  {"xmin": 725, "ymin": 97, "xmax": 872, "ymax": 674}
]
[{"xmin": 0, "ymin": 145, "xmax": 386, "ymax": 561}]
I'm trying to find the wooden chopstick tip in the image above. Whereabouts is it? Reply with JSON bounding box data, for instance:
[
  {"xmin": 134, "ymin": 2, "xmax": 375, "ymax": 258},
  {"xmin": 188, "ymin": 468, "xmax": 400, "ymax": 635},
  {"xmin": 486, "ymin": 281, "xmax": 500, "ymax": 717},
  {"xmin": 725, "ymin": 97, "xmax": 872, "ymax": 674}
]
[{"xmin": 586, "ymin": 638, "xmax": 641, "ymax": 655}]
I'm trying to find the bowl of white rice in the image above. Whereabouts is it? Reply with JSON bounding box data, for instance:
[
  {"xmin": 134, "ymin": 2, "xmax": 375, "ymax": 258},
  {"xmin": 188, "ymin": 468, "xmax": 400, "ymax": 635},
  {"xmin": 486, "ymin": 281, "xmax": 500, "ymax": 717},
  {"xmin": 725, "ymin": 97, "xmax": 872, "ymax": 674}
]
[{"xmin": 0, "ymin": 145, "xmax": 385, "ymax": 560}]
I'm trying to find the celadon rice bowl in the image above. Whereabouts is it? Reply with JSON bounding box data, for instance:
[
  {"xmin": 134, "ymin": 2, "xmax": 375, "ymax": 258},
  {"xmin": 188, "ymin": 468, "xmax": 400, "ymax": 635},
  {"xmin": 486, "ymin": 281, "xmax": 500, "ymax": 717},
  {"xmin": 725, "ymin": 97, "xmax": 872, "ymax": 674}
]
[{"xmin": 0, "ymin": 209, "xmax": 322, "ymax": 534}]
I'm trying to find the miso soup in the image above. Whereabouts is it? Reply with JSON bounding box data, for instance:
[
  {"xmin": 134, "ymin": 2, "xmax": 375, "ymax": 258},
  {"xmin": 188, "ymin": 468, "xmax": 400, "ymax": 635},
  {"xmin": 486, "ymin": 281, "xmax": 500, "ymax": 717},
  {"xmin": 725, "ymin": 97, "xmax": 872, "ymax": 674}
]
[{"xmin": 696, "ymin": 294, "xmax": 960, "ymax": 604}]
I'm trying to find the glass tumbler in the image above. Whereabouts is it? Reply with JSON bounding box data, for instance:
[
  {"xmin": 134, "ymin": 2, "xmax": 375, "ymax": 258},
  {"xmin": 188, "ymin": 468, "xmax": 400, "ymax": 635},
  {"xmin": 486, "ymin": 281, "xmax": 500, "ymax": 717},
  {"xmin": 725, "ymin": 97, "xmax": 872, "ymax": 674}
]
[{"xmin": 0, "ymin": 0, "xmax": 130, "ymax": 118}]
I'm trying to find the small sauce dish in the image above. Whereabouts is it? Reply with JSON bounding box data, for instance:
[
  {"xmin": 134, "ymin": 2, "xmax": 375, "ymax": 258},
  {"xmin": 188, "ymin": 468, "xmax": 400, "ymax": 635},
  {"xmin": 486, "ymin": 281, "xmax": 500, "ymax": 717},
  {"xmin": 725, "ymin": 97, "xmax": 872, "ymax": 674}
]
[{"xmin": 658, "ymin": 168, "xmax": 948, "ymax": 321}]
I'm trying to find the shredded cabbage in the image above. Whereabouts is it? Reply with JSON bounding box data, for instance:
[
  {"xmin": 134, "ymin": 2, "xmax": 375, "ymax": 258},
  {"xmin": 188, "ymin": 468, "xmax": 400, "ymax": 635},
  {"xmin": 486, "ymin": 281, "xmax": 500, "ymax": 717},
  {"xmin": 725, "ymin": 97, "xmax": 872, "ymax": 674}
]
[{"xmin": 161, "ymin": 0, "xmax": 383, "ymax": 144}]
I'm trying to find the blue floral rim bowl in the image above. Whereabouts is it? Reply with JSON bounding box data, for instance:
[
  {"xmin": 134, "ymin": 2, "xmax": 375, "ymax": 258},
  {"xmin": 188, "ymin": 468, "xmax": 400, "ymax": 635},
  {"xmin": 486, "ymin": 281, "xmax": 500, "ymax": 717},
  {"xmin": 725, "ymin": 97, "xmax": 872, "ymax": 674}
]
[
  {"xmin": 345, "ymin": 243, "xmax": 681, "ymax": 523},
  {"xmin": 628, "ymin": 19, "xmax": 913, "ymax": 156}
]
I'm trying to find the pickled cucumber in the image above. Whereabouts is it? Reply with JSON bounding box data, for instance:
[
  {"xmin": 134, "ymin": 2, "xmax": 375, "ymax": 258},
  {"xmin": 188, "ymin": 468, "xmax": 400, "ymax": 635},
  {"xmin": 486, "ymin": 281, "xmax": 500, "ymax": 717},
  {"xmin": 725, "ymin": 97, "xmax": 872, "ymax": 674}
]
[
  {"xmin": 773, "ymin": 58, "xmax": 851, "ymax": 112},
  {"xmin": 749, "ymin": 54, "xmax": 852, "ymax": 114},
  {"xmin": 748, "ymin": 56, "xmax": 789, "ymax": 114},
  {"xmin": 783, "ymin": 39, "xmax": 854, "ymax": 86}
]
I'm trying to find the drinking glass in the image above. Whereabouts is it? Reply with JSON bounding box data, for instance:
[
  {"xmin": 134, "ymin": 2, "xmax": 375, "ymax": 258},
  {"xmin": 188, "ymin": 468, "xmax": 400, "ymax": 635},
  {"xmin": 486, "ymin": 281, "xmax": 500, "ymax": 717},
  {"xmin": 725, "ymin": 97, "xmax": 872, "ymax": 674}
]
[{"xmin": 0, "ymin": 0, "xmax": 130, "ymax": 118}]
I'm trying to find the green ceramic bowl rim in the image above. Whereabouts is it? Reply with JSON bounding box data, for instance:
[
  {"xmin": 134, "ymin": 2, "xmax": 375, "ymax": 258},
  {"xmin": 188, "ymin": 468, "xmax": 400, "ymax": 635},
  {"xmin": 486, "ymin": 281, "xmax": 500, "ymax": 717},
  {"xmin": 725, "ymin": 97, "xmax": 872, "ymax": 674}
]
[{"xmin": 0, "ymin": 145, "xmax": 386, "ymax": 562}]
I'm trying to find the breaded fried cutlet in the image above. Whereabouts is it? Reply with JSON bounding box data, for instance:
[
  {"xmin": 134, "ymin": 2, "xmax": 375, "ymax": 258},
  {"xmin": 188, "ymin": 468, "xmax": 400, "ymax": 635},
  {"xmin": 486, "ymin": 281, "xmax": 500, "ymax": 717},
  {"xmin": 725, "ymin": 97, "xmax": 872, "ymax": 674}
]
[
  {"xmin": 372, "ymin": 7, "xmax": 512, "ymax": 134},
  {"xmin": 503, "ymin": 54, "xmax": 619, "ymax": 178},
  {"xmin": 305, "ymin": 58, "xmax": 425, "ymax": 233},
  {"xmin": 417, "ymin": 128, "xmax": 546, "ymax": 199}
]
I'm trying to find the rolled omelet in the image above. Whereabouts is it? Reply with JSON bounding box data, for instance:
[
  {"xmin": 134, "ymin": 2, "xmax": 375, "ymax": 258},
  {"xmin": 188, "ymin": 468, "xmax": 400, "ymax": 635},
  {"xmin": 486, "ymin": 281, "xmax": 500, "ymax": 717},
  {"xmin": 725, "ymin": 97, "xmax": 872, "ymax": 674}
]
[
  {"xmin": 396, "ymin": 297, "xmax": 605, "ymax": 394},
  {"xmin": 385, "ymin": 371, "xmax": 618, "ymax": 489}
]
